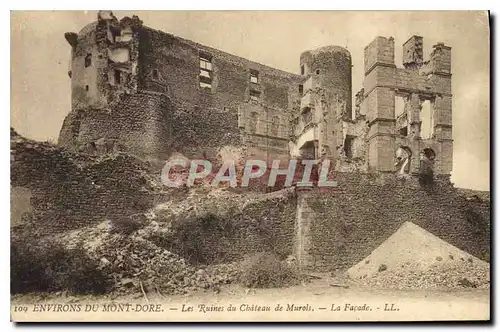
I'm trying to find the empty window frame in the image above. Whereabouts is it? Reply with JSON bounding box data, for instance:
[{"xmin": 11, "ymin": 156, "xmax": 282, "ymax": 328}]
[
  {"xmin": 152, "ymin": 69, "xmax": 159, "ymax": 80},
  {"xmin": 250, "ymin": 90, "xmax": 261, "ymax": 101},
  {"xmin": 300, "ymin": 64, "xmax": 305, "ymax": 75},
  {"xmin": 420, "ymin": 99, "xmax": 433, "ymax": 139},
  {"xmin": 85, "ymin": 53, "xmax": 92, "ymax": 68},
  {"xmin": 299, "ymin": 84, "xmax": 304, "ymax": 96},
  {"xmin": 199, "ymin": 53, "xmax": 213, "ymax": 88},
  {"xmin": 114, "ymin": 70, "xmax": 121, "ymax": 84},
  {"xmin": 250, "ymin": 70, "xmax": 259, "ymax": 84}
]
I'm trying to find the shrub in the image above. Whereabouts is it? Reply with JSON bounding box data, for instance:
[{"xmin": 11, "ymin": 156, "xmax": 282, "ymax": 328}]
[
  {"xmin": 11, "ymin": 237, "xmax": 111, "ymax": 294},
  {"xmin": 109, "ymin": 215, "xmax": 144, "ymax": 235},
  {"xmin": 240, "ymin": 252, "xmax": 299, "ymax": 288},
  {"xmin": 150, "ymin": 212, "xmax": 235, "ymax": 265}
]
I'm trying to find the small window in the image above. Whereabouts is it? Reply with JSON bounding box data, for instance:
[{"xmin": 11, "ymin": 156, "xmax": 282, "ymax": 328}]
[
  {"xmin": 111, "ymin": 27, "xmax": 121, "ymax": 42},
  {"xmin": 300, "ymin": 64, "xmax": 305, "ymax": 75},
  {"xmin": 85, "ymin": 85, "xmax": 89, "ymax": 91},
  {"xmin": 114, "ymin": 70, "xmax": 121, "ymax": 84},
  {"xmin": 250, "ymin": 70, "xmax": 259, "ymax": 84},
  {"xmin": 299, "ymin": 84, "xmax": 304, "ymax": 96},
  {"xmin": 152, "ymin": 69, "xmax": 159, "ymax": 79},
  {"xmin": 85, "ymin": 53, "xmax": 92, "ymax": 68},
  {"xmin": 200, "ymin": 55, "xmax": 212, "ymax": 71},
  {"xmin": 250, "ymin": 90, "xmax": 261, "ymax": 101},
  {"xmin": 199, "ymin": 53, "xmax": 213, "ymax": 89},
  {"xmin": 200, "ymin": 81, "xmax": 212, "ymax": 89},
  {"xmin": 315, "ymin": 69, "xmax": 320, "ymax": 75}
]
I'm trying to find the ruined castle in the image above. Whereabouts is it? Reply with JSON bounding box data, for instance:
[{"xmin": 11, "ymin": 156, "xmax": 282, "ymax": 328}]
[
  {"xmin": 59, "ymin": 11, "xmax": 452, "ymax": 179},
  {"xmin": 12, "ymin": 12, "xmax": 490, "ymax": 272}
]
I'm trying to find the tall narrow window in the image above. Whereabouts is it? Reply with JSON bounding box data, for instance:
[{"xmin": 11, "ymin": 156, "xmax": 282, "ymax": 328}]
[
  {"xmin": 420, "ymin": 99, "xmax": 433, "ymax": 139},
  {"xmin": 299, "ymin": 84, "xmax": 304, "ymax": 96},
  {"xmin": 85, "ymin": 53, "xmax": 92, "ymax": 68},
  {"xmin": 152, "ymin": 69, "xmax": 159, "ymax": 79},
  {"xmin": 395, "ymin": 95, "xmax": 408, "ymax": 137},
  {"xmin": 300, "ymin": 64, "xmax": 305, "ymax": 75},
  {"xmin": 250, "ymin": 70, "xmax": 259, "ymax": 84},
  {"xmin": 114, "ymin": 70, "xmax": 121, "ymax": 84},
  {"xmin": 199, "ymin": 53, "xmax": 213, "ymax": 89}
]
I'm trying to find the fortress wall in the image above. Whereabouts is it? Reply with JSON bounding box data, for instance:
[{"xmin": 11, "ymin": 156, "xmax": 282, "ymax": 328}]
[
  {"xmin": 11, "ymin": 130, "xmax": 158, "ymax": 233},
  {"xmin": 296, "ymin": 173, "xmax": 490, "ymax": 271},
  {"xmin": 59, "ymin": 91, "xmax": 172, "ymax": 160},
  {"xmin": 137, "ymin": 27, "xmax": 303, "ymax": 111}
]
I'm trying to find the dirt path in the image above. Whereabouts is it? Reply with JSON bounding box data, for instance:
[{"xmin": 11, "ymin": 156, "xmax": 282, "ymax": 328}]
[{"xmin": 11, "ymin": 278, "xmax": 489, "ymax": 322}]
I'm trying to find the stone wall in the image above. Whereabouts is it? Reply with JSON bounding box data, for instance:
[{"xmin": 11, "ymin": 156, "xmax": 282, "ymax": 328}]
[
  {"xmin": 151, "ymin": 188, "xmax": 298, "ymax": 265},
  {"xmin": 362, "ymin": 36, "xmax": 453, "ymax": 175},
  {"xmin": 135, "ymin": 26, "xmax": 302, "ymax": 160},
  {"xmin": 11, "ymin": 129, "xmax": 158, "ymax": 234},
  {"xmin": 59, "ymin": 91, "xmax": 172, "ymax": 161},
  {"xmin": 297, "ymin": 173, "xmax": 490, "ymax": 271}
]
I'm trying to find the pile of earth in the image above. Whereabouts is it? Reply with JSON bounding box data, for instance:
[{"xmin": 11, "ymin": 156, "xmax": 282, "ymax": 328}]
[
  {"xmin": 347, "ymin": 222, "xmax": 490, "ymax": 289},
  {"xmin": 58, "ymin": 221, "xmax": 240, "ymax": 295}
]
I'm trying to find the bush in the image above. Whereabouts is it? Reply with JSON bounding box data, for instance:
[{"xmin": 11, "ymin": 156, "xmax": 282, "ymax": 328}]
[
  {"xmin": 240, "ymin": 252, "xmax": 299, "ymax": 288},
  {"xmin": 11, "ymin": 237, "xmax": 111, "ymax": 294},
  {"xmin": 150, "ymin": 213, "xmax": 235, "ymax": 265},
  {"xmin": 109, "ymin": 215, "xmax": 145, "ymax": 235}
]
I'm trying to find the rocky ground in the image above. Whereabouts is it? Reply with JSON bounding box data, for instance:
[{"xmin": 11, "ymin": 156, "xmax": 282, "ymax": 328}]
[{"xmin": 56, "ymin": 220, "xmax": 241, "ymax": 296}]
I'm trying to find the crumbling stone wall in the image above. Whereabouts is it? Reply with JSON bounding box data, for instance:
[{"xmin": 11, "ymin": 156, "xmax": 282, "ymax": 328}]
[
  {"xmin": 361, "ymin": 36, "xmax": 453, "ymax": 175},
  {"xmin": 297, "ymin": 173, "xmax": 490, "ymax": 271},
  {"xmin": 59, "ymin": 91, "xmax": 172, "ymax": 161},
  {"xmin": 157, "ymin": 189, "xmax": 298, "ymax": 264},
  {"xmin": 168, "ymin": 99, "xmax": 243, "ymax": 160},
  {"xmin": 11, "ymin": 129, "xmax": 158, "ymax": 234},
  {"xmin": 134, "ymin": 25, "xmax": 302, "ymax": 160}
]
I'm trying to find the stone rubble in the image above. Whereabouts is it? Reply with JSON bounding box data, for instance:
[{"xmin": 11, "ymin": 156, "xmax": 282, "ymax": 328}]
[
  {"xmin": 59, "ymin": 221, "xmax": 240, "ymax": 295},
  {"xmin": 347, "ymin": 222, "xmax": 490, "ymax": 289}
]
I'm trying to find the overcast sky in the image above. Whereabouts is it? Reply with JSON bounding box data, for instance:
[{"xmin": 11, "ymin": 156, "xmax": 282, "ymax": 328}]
[{"xmin": 10, "ymin": 11, "xmax": 490, "ymax": 190}]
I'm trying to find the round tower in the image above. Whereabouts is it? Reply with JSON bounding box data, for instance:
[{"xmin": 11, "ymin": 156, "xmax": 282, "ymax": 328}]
[
  {"xmin": 299, "ymin": 45, "xmax": 352, "ymax": 118},
  {"xmin": 295, "ymin": 46, "xmax": 352, "ymax": 162}
]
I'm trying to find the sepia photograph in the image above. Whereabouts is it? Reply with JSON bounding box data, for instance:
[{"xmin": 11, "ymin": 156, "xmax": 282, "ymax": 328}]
[{"xmin": 10, "ymin": 10, "xmax": 490, "ymax": 322}]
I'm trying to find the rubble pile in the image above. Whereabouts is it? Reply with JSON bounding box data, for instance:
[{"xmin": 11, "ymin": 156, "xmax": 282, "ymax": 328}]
[
  {"xmin": 60, "ymin": 221, "xmax": 240, "ymax": 295},
  {"xmin": 347, "ymin": 222, "xmax": 490, "ymax": 289}
]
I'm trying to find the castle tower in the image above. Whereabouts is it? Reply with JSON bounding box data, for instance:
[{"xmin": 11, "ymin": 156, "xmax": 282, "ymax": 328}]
[
  {"xmin": 291, "ymin": 46, "xmax": 352, "ymax": 163},
  {"xmin": 361, "ymin": 35, "xmax": 452, "ymax": 177},
  {"xmin": 64, "ymin": 11, "xmax": 142, "ymax": 110}
]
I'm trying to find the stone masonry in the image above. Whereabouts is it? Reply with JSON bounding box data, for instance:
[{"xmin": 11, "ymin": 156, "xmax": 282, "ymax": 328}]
[{"xmin": 47, "ymin": 11, "xmax": 487, "ymax": 273}]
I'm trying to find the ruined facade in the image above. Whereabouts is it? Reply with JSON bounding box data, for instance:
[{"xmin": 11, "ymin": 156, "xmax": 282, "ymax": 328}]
[
  {"xmin": 60, "ymin": 11, "xmax": 453, "ymax": 179},
  {"xmin": 14, "ymin": 12, "xmax": 490, "ymax": 274}
]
